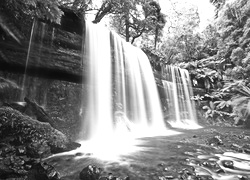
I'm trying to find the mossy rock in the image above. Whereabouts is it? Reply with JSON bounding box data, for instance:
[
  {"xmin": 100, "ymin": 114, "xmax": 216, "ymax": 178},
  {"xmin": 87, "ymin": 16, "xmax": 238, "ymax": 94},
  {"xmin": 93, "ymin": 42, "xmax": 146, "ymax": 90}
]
[{"xmin": 0, "ymin": 107, "xmax": 70, "ymax": 158}]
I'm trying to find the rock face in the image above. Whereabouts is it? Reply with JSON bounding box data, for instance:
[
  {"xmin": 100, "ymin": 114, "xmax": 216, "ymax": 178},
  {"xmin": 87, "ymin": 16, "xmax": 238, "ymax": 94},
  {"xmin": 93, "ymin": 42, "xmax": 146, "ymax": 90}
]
[
  {"xmin": 0, "ymin": 7, "xmax": 84, "ymax": 83},
  {"xmin": 0, "ymin": 7, "xmax": 85, "ymax": 140}
]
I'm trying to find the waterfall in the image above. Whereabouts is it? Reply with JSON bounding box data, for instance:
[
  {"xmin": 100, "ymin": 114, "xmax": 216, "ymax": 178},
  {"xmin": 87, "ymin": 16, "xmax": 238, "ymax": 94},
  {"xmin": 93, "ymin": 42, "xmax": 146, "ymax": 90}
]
[
  {"xmin": 162, "ymin": 65, "xmax": 201, "ymax": 129},
  {"xmin": 80, "ymin": 22, "xmax": 168, "ymax": 141},
  {"xmin": 20, "ymin": 19, "xmax": 37, "ymax": 101},
  {"xmin": 20, "ymin": 20, "xmax": 54, "ymax": 106}
]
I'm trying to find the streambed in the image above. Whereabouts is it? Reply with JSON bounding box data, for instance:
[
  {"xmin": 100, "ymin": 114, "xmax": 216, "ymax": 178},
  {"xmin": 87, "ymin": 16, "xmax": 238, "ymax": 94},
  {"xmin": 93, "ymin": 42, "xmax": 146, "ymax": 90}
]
[{"xmin": 45, "ymin": 127, "xmax": 250, "ymax": 180}]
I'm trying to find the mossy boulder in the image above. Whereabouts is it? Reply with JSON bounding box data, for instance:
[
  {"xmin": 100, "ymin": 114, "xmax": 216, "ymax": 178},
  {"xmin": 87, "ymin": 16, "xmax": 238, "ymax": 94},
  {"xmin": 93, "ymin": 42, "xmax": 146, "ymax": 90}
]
[{"xmin": 0, "ymin": 106, "xmax": 71, "ymax": 158}]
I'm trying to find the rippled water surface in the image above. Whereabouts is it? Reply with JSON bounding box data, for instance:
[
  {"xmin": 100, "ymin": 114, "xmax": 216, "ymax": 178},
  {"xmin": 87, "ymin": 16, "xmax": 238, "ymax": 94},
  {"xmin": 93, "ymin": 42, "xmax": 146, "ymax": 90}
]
[{"xmin": 45, "ymin": 128, "xmax": 250, "ymax": 180}]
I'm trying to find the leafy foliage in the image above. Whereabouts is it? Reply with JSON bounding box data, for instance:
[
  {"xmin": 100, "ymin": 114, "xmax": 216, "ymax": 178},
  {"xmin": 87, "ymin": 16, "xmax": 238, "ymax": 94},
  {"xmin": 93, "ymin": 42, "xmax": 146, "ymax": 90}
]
[
  {"xmin": 210, "ymin": 0, "xmax": 226, "ymax": 18},
  {"xmin": 93, "ymin": 0, "xmax": 166, "ymax": 45},
  {"xmin": 202, "ymin": 101, "xmax": 231, "ymax": 120},
  {"xmin": 201, "ymin": 79, "xmax": 250, "ymax": 126},
  {"xmin": 216, "ymin": 0, "xmax": 250, "ymax": 67},
  {"xmin": 143, "ymin": 1, "xmax": 201, "ymax": 68},
  {"xmin": 221, "ymin": 81, "xmax": 250, "ymax": 122},
  {"xmin": 0, "ymin": 0, "xmax": 64, "ymax": 24},
  {"xmin": 156, "ymin": 0, "xmax": 250, "ymax": 85},
  {"xmin": 230, "ymin": 47, "xmax": 245, "ymax": 65},
  {"xmin": 59, "ymin": 0, "xmax": 94, "ymax": 15}
]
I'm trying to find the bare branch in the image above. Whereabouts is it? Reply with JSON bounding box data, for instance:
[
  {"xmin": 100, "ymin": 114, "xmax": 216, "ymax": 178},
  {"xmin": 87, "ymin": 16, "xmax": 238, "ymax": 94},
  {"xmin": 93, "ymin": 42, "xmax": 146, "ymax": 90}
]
[{"xmin": 92, "ymin": 1, "xmax": 113, "ymax": 24}]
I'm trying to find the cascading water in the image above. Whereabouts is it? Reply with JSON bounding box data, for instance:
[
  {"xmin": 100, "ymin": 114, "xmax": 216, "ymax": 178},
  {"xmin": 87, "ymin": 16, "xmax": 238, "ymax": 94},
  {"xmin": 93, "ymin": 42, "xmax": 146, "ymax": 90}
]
[
  {"xmin": 20, "ymin": 19, "xmax": 37, "ymax": 101},
  {"xmin": 20, "ymin": 20, "xmax": 54, "ymax": 106},
  {"xmin": 81, "ymin": 22, "xmax": 168, "ymax": 141},
  {"xmin": 162, "ymin": 65, "xmax": 201, "ymax": 129},
  {"xmin": 75, "ymin": 22, "xmax": 173, "ymax": 159}
]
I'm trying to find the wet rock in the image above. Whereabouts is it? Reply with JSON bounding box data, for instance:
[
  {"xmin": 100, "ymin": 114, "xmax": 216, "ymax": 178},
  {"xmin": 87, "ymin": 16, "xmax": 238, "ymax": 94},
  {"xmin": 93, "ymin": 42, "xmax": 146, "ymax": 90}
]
[
  {"xmin": 238, "ymin": 175, "xmax": 249, "ymax": 180},
  {"xmin": 27, "ymin": 162, "xmax": 60, "ymax": 180},
  {"xmin": 178, "ymin": 168, "xmax": 196, "ymax": 180},
  {"xmin": 158, "ymin": 163, "xmax": 165, "ymax": 167},
  {"xmin": 107, "ymin": 173, "xmax": 114, "ymax": 179},
  {"xmin": 201, "ymin": 160, "xmax": 218, "ymax": 170},
  {"xmin": 164, "ymin": 176, "xmax": 175, "ymax": 179},
  {"xmin": 243, "ymin": 136, "xmax": 250, "ymax": 140},
  {"xmin": 222, "ymin": 160, "xmax": 234, "ymax": 169},
  {"xmin": 86, "ymin": 153, "xmax": 93, "ymax": 156},
  {"xmin": 230, "ymin": 144, "xmax": 243, "ymax": 152},
  {"xmin": 207, "ymin": 136, "xmax": 223, "ymax": 146},
  {"xmin": 244, "ymin": 149, "xmax": 250, "ymax": 154},
  {"xmin": 99, "ymin": 175, "xmax": 129, "ymax": 180},
  {"xmin": 75, "ymin": 152, "xmax": 84, "ymax": 156},
  {"xmin": 79, "ymin": 165, "xmax": 101, "ymax": 180},
  {"xmin": 109, "ymin": 177, "xmax": 123, "ymax": 180},
  {"xmin": 202, "ymin": 161, "xmax": 212, "ymax": 168},
  {"xmin": 99, "ymin": 177, "xmax": 109, "ymax": 180},
  {"xmin": 238, "ymin": 134, "xmax": 245, "ymax": 139},
  {"xmin": 65, "ymin": 141, "xmax": 81, "ymax": 151},
  {"xmin": 159, "ymin": 177, "xmax": 167, "ymax": 180},
  {"xmin": 242, "ymin": 144, "xmax": 250, "ymax": 149},
  {"xmin": 106, "ymin": 173, "xmax": 129, "ymax": 180},
  {"xmin": 197, "ymin": 175, "xmax": 214, "ymax": 180},
  {"xmin": 242, "ymin": 144, "xmax": 250, "ymax": 154},
  {"xmin": 215, "ymin": 168, "xmax": 225, "ymax": 174}
]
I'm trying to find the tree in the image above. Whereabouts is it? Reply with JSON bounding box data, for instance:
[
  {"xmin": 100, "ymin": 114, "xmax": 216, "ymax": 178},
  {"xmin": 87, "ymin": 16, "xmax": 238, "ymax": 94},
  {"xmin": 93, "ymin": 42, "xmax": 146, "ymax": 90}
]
[
  {"xmin": 150, "ymin": 1, "xmax": 201, "ymax": 64},
  {"xmin": 59, "ymin": 0, "xmax": 94, "ymax": 18},
  {"xmin": 210, "ymin": 0, "xmax": 226, "ymax": 18},
  {"xmin": 93, "ymin": 0, "xmax": 166, "ymax": 45},
  {"xmin": 230, "ymin": 47, "xmax": 245, "ymax": 65},
  {"xmin": 212, "ymin": 0, "xmax": 250, "ymax": 80},
  {"xmin": 201, "ymin": 25, "xmax": 218, "ymax": 53},
  {"xmin": 0, "ymin": 0, "xmax": 97, "ymax": 26}
]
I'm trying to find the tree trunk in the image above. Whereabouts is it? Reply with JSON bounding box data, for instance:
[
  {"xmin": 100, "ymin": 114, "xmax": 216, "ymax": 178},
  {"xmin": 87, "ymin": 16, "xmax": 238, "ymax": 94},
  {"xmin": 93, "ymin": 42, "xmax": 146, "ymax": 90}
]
[
  {"xmin": 92, "ymin": 1, "xmax": 112, "ymax": 24},
  {"xmin": 125, "ymin": 13, "xmax": 130, "ymax": 42},
  {"xmin": 154, "ymin": 27, "xmax": 159, "ymax": 49}
]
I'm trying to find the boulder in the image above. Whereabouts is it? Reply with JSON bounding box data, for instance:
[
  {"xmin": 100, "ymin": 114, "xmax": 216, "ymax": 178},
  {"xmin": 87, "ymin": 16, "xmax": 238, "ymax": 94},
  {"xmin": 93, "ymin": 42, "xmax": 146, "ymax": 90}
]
[
  {"xmin": 206, "ymin": 136, "xmax": 223, "ymax": 146},
  {"xmin": 26, "ymin": 162, "xmax": 60, "ymax": 180},
  {"xmin": 0, "ymin": 106, "xmax": 70, "ymax": 157},
  {"xmin": 79, "ymin": 165, "xmax": 101, "ymax": 180},
  {"xmin": 0, "ymin": 106, "xmax": 82, "ymax": 179}
]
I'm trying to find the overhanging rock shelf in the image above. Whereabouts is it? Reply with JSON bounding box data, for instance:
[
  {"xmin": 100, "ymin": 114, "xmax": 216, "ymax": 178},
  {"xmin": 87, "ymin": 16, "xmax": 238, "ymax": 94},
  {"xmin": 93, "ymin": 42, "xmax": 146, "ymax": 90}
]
[{"xmin": 0, "ymin": 8, "xmax": 85, "ymax": 83}]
